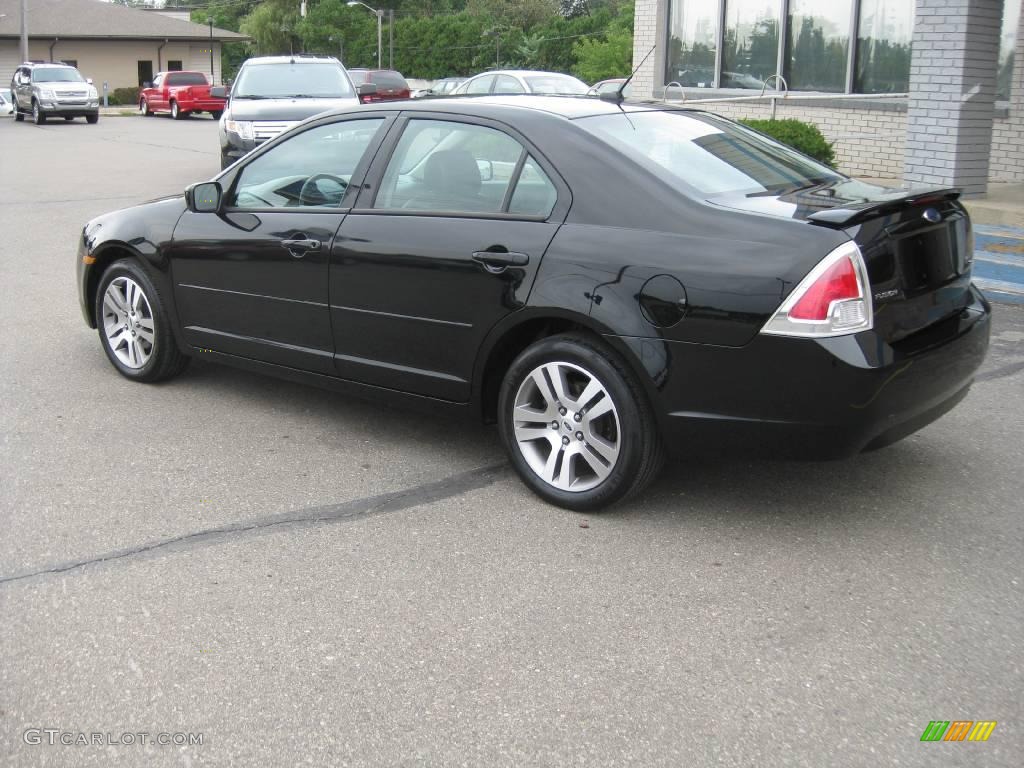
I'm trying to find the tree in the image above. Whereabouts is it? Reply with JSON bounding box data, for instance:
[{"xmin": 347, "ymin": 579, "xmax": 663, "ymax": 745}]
[
  {"xmin": 572, "ymin": 28, "xmax": 631, "ymax": 81},
  {"xmin": 240, "ymin": 0, "xmax": 302, "ymax": 56}
]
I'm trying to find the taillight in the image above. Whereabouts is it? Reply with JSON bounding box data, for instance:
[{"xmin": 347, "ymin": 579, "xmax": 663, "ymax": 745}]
[{"xmin": 761, "ymin": 241, "xmax": 873, "ymax": 338}]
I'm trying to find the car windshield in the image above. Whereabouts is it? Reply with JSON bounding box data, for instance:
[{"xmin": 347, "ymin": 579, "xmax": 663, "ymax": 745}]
[
  {"xmin": 32, "ymin": 67, "xmax": 84, "ymax": 83},
  {"xmin": 232, "ymin": 62, "xmax": 355, "ymax": 99},
  {"xmin": 524, "ymin": 74, "xmax": 588, "ymax": 94},
  {"xmin": 575, "ymin": 110, "xmax": 842, "ymax": 197}
]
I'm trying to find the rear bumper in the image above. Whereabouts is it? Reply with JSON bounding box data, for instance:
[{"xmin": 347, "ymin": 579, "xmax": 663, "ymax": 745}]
[
  {"xmin": 641, "ymin": 284, "xmax": 991, "ymax": 459},
  {"xmin": 179, "ymin": 100, "xmax": 225, "ymax": 112}
]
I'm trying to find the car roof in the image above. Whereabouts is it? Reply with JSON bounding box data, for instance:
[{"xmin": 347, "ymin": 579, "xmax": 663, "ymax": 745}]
[
  {"xmin": 331, "ymin": 94, "xmax": 689, "ymax": 120},
  {"xmin": 24, "ymin": 61, "xmax": 76, "ymax": 69},
  {"xmin": 473, "ymin": 70, "xmax": 583, "ymax": 79},
  {"xmin": 242, "ymin": 56, "xmax": 340, "ymax": 66}
]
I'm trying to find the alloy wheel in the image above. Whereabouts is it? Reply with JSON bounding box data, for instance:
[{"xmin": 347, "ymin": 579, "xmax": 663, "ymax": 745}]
[
  {"xmin": 511, "ymin": 361, "xmax": 621, "ymax": 492},
  {"xmin": 101, "ymin": 276, "xmax": 155, "ymax": 369}
]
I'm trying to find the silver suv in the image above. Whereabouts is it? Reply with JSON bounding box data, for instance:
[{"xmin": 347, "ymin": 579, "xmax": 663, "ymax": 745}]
[{"xmin": 10, "ymin": 61, "xmax": 100, "ymax": 124}]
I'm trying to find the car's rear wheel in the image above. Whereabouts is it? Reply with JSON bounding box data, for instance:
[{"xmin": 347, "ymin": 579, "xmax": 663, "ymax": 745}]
[
  {"xmin": 32, "ymin": 100, "xmax": 45, "ymax": 125},
  {"xmin": 170, "ymin": 100, "xmax": 186, "ymax": 120},
  {"xmin": 498, "ymin": 333, "xmax": 664, "ymax": 511},
  {"xmin": 95, "ymin": 260, "xmax": 189, "ymax": 382},
  {"xmin": 210, "ymin": 110, "xmax": 223, "ymax": 120},
  {"xmin": 140, "ymin": 98, "xmax": 152, "ymax": 116}
]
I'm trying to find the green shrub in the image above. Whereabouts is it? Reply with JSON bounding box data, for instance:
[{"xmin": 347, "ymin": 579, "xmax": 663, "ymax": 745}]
[
  {"xmin": 107, "ymin": 87, "xmax": 140, "ymax": 107},
  {"xmin": 740, "ymin": 118, "xmax": 836, "ymax": 168}
]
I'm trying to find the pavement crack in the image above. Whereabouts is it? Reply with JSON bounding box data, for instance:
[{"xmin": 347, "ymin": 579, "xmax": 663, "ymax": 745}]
[{"xmin": 0, "ymin": 462, "xmax": 510, "ymax": 587}]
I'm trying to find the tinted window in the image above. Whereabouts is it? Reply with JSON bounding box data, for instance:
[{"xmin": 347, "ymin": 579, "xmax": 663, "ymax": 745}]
[
  {"xmin": 524, "ymin": 74, "xmax": 588, "ymax": 94},
  {"xmin": 665, "ymin": 0, "xmax": 718, "ymax": 87},
  {"xmin": 369, "ymin": 71, "xmax": 408, "ymax": 90},
  {"xmin": 233, "ymin": 62, "xmax": 355, "ymax": 99},
  {"xmin": 494, "ymin": 75, "xmax": 526, "ymax": 94},
  {"xmin": 577, "ymin": 111, "xmax": 841, "ymax": 196},
  {"xmin": 374, "ymin": 119, "xmax": 525, "ymax": 214},
  {"xmin": 508, "ymin": 157, "xmax": 557, "ymax": 217},
  {"xmin": 167, "ymin": 72, "xmax": 209, "ymax": 86},
  {"xmin": 721, "ymin": 0, "xmax": 781, "ymax": 89},
  {"xmin": 466, "ymin": 75, "xmax": 494, "ymax": 94},
  {"xmin": 231, "ymin": 118, "xmax": 385, "ymax": 209},
  {"xmin": 784, "ymin": 0, "xmax": 852, "ymax": 92},
  {"xmin": 855, "ymin": 0, "xmax": 914, "ymax": 94},
  {"xmin": 31, "ymin": 67, "xmax": 84, "ymax": 83}
]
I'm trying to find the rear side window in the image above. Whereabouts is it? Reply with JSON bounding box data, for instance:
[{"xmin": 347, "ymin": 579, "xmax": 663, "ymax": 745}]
[
  {"xmin": 576, "ymin": 111, "xmax": 841, "ymax": 197},
  {"xmin": 167, "ymin": 72, "xmax": 208, "ymax": 86},
  {"xmin": 465, "ymin": 75, "xmax": 494, "ymax": 94},
  {"xmin": 370, "ymin": 71, "xmax": 408, "ymax": 90}
]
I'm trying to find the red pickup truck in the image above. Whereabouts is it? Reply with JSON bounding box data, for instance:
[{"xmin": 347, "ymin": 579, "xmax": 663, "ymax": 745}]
[{"xmin": 139, "ymin": 71, "xmax": 226, "ymax": 120}]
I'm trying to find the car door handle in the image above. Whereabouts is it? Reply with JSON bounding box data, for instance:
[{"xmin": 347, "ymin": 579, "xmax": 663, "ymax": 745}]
[
  {"xmin": 281, "ymin": 238, "xmax": 321, "ymax": 258},
  {"xmin": 472, "ymin": 250, "xmax": 530, "ymax": 271}
]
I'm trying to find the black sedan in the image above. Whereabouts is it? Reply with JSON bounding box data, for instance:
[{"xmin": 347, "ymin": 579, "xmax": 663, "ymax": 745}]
[{"xmin": 77, "ymin": 96, "xmax": 991, "ymax": 510}]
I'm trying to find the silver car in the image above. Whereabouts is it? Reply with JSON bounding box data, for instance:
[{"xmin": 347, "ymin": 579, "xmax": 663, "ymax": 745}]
[
  {"xmin": 10, "ymin": 61, "xmax": 99, "ymax": 124},
  {"xmin": 452, "ymin": 70, "xmax": 590, "ymax": 96}
]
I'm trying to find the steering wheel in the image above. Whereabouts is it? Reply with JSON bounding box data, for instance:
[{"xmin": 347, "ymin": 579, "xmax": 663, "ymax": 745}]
[{"xmin": 298, "ymin": 173, "xmax": 348, "ymax": 206}]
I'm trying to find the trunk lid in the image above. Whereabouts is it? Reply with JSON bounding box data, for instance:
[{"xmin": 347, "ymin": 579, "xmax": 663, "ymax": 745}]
[{"xmin": 711, "ymin": 179, "xmax": 975, "ymax": 348}]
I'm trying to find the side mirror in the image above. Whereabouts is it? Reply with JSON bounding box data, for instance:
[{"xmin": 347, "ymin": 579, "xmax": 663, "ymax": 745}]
[
  {"xmin": 86, "ymin": 78, "xmax": 94, "ymax": 85},
  {"xmin": 476, "ymin": 159, "xmax": 494, "ymax": 182},
  {"xmin": 210, "ymin": 86, "xmax": 228, "ymax": 99},
  {"xmin": 357, "ymin": 82, "xmax": 377, "ymax": 97},
  {"xmin": 185, "ymin": 181, "xmax": 222, "ymax": 213}
]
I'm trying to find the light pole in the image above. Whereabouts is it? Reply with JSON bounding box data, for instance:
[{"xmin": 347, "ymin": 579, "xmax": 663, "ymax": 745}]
[
  {"xmin": 20, "ymin": 0, "xmax": 29, "ymax": 62},
  {"xmin": 346, "ymin": 1, "xmax": 383, "ymax": 70},
  {"xmin": 208, "ymin": 18, "xmax": 215, "ymax": 84}
]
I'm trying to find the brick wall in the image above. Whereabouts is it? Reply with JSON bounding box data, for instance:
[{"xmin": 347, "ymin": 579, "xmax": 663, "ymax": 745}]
[{"xmin": 630, "ymin": 0, "xmax": 659, "ymax": 99}]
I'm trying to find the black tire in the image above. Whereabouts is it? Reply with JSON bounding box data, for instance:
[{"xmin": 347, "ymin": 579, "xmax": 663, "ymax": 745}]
[
  {"xmin": 14, "ymin": 108, "xmax": 24, "ymax": 122},
  {"xmin": 220, "ymin": 151, "xmax": 233, "ymax": 170},
  {"xmin": 94, "ymin": 259, "xmax": 189, "ymax": 383},
  {"xmin": 64, "ymin": 115, "xmax": 74, "ymax": 121},
  {"xmin": 210, "ymin": 110, "xmax": 223, "ymax": 120},
  {"xmin": 498, "ymin": 333, "xmax": 664, "ymax": 511},
  {"xmin": 32, "ymin": 100, "xmax": 45, "ymax": 125},
  {"xmin": 140, "ymin": 98, "xmax": 152, "ymax": 116},
  {"xmin": 170, "ymin": 100, "xmax": 187, "ymax": 120},
  {"xmin": 86, "ymin": 113, "xmax": 99, "ymax": 124}
]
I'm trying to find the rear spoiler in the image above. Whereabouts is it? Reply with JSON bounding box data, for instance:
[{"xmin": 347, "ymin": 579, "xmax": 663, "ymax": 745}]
[{"xmin": 807, "ymin": 186, "xmax": 961, "ymax": 227}]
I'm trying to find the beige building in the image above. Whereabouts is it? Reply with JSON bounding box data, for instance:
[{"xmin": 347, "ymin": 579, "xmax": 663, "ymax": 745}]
[{"xmin": 0, "ymin": 0, "xmax": 246, "ymax": 93}]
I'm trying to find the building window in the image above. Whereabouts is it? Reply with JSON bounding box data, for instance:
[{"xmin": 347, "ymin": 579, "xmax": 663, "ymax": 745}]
[
  {"xmin": 855, "ymin": 0, "xmax": 914, "ymax": 93},
  {"xmin": 722, "ymin": 0, "xmax": 782, "ymax": 89},
  {"xmin": 784, "ymin": 0, "xmax": 852, "ymax": 92},
  {"xmin": 138, "ymin": 61, "xmax": 153, "ymax": 87},
  {"xmin": 665, "ymin": 0, "xmax": 719, "ymax": 87},
  {"xmin": 168, "ymin": 60, "xmax": 183, "ymax": 72},
  {"xmin": 998, "ymin": 0, "xmax": 1021, "ymax": 100},
  {"xmin": 667, "ymin": 0, "xmax": 1023, "ymax": 95}
]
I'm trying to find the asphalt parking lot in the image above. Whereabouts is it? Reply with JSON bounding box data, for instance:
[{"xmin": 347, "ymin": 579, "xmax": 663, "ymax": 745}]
[{"xmin": 1, "ymin": 114, "xmax": 1021, "ymax": 767}]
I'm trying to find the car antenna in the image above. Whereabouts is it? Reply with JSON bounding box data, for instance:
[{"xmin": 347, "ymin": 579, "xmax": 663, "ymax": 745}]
[{"xmin": 600, "ymin": 45, "xmax": 656, "ymax": 103}]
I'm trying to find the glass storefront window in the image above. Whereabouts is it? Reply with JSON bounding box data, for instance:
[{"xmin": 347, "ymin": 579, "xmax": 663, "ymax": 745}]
[
  {"xmin": 997, "ymin": 0, "xmax": 1021, "ymax": 100},
  {"xmin": 721, "ymin": 0, "xmax": 782, "ymax": 89},
  {"xmin": 855, "ymin": 0, "xmax": 914, "ymax": 93},
  {"xmin": 665, "ymin": 0, "xmax": 719, "ymax": 88},
  {"xmin": 784, "ymin": 0, "xmax": 853, "ymax": 92}
]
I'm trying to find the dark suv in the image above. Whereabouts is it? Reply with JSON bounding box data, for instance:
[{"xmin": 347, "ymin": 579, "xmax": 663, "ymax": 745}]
[
  {"xmin": 348, "ymin": 69, "xmax": 411, "ymax": 102},
  {"xmin": 216, "ymin": 55, "xmax": 374, "ymax": 169},
  {"xmin": 10, "ymin": 61, "xmax": 99, "ymax": 124}
]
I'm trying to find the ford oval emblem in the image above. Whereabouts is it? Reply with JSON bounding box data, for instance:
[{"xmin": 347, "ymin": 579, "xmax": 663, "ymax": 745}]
[{"xmin": 922, "ymin": 207, "xmax": 941, "ymax": 223}]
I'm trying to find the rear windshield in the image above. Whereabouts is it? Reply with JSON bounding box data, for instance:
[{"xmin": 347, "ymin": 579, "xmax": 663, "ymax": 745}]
[
  {"xmin": 167, "ymin": 72, "xmax": 208, "ymax": 86},
  {"xmin": 524, "ymin": 74, "xmax": 588, "ymax": 94},
  {"xmin": 369, "ymin": 71, "xmax": 408, "ymax": 90},
  {"xmin": 575, "ymin": 110, "xmax": 842, "ymax": 197},
  {"xmin": 233, "ymin": 62, "xmax": 355, "ymax": 99},
  {"xmin": 31, "ymin": 67, "xmax": 84, "ymax": 83}
]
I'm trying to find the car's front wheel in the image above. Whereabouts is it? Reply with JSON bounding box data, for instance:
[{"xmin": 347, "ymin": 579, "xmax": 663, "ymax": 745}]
[
  {"xmin": 14, "ymin": 107, "xmax": 24, "ymax": 122},
  {"xmin": 210, "ymin": 110, "xmax": 223, "ymax": 120},
  {"xmin": 95, "ymin": 260, "xmax": 189, "ymax": 382},
  {"xmin": 31, "ymin": 100, "xmax": 45, "ymax": 125},
  {"xmin": 498, "ymin": 334, "xmax": 664, "ymax": 511},
  {"xmin": 86, "ymin": 113, "xmax": 98, "ymax": 124},
  {"xmin": 140, "ymin": 98, "xmax": 152, "ymax": 116}
]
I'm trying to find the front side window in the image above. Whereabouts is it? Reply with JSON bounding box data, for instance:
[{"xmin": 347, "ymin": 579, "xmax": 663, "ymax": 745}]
[
  {"xmin": 374, "ymin": 119, "xmax": 552, "ymax": 216},
  {"xmin": 665, "ymin": 0, "xmax": 719, "ymax": 87},
  {"xmin": 577, "ymin": 111, "xmax": 841, "ymax": 197},
  {"xmin": 784, "ymin": 0, "xmax": 852, "ymax": 92},
  {"xmin": 230, "ymin": 118, "xmax": 385, "ymax": 209},
  {"xmin": 494, "ymin": 75, "xmax": 526, "ymax": 94},
  {"xmin": 721, "ymin": 0, "xmax": 782, "ymax": 89},
  {"xmin": 232, "ymin": 62, "xmax": 355, "ymax": 99}
]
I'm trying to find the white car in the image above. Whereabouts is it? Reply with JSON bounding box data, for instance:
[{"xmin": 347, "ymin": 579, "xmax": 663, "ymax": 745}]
[
  {"xmin": 0, "ymin": 88, "xmax": 14, "ymax": 116},
  {"xmin": 452, "ymin": 70, "xmax": 589, "ymax": 96}
]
